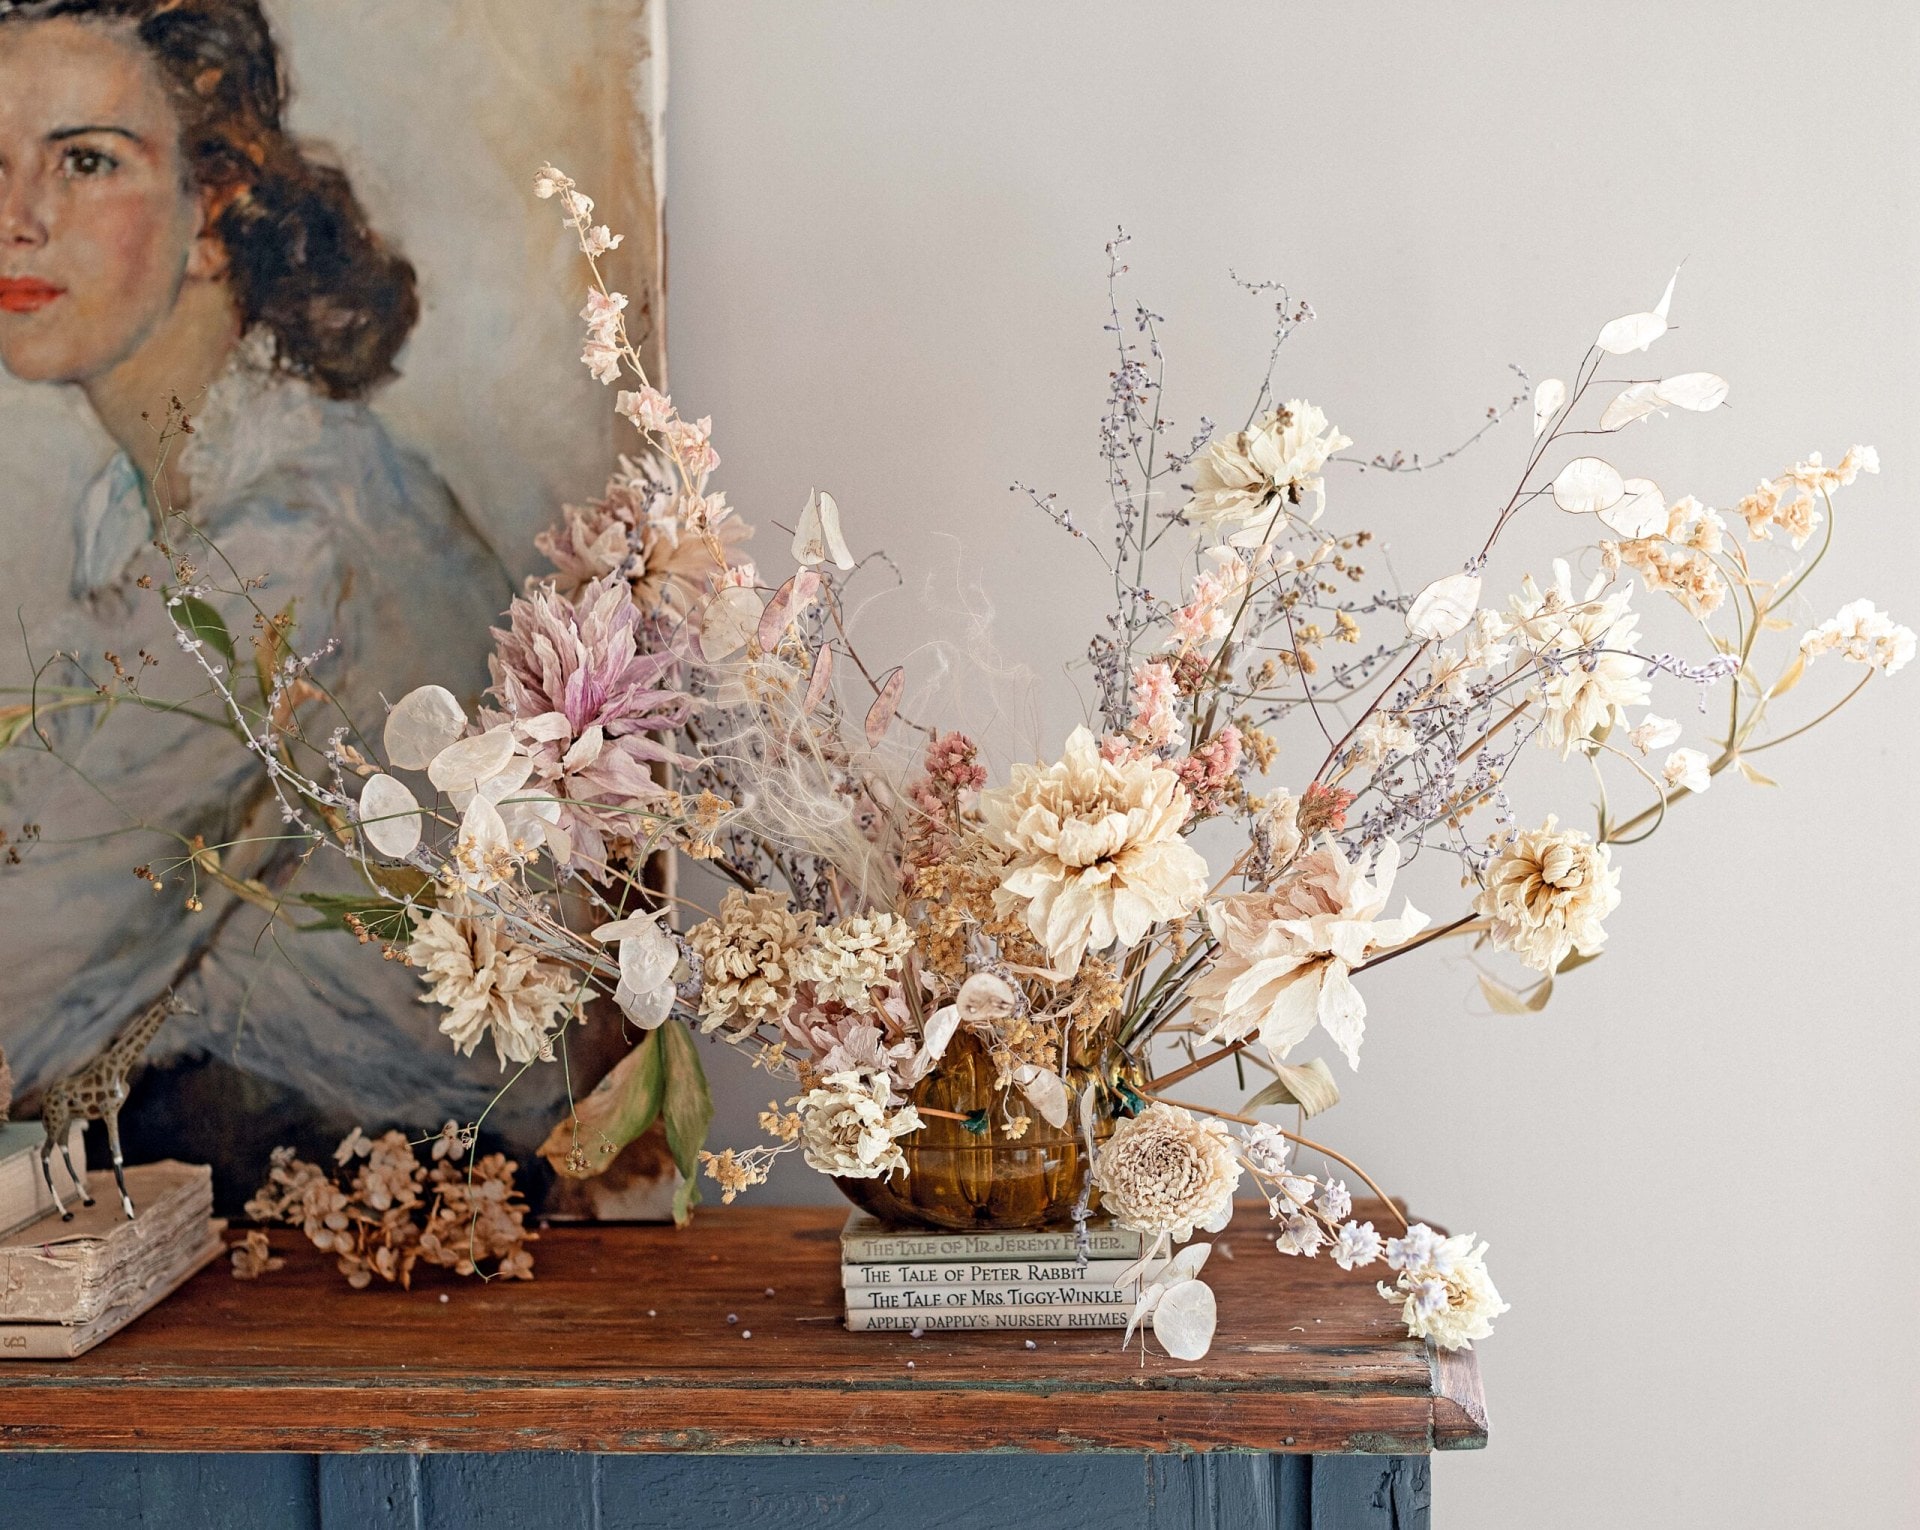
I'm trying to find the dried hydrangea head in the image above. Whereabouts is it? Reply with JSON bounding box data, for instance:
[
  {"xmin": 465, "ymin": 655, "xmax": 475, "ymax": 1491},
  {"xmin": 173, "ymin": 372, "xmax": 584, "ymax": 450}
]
[
  {"xmin": 1474, "ymin": 816, "xmax": 1620, "ymax": 975},
  {"xmin": 1092, "ymin": 1102, "xmax": 1242, "ymax": 1243},
  {"xmin": 1378, "ymin": 1227, "xmax": 1507, "ymax": 1351},
  {"xmin": 978, "ymin": 725, "xmax": 1208, "ymax": 975},
  {"xmin": 793, "ymin": 912, "xmax": 913, "ymax": 1012},
  {"xmin": 687, "ymin": 889, "xmax": 818, "ymax": 1032},
  {"xmin": 797, "ymin": 1070, "xmax": 922, "ymax": 1178}
]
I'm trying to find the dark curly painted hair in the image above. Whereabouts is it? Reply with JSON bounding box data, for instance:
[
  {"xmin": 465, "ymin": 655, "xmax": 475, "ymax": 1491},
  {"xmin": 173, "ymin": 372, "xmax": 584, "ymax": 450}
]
[{"xmin": 0, "ymin": 0, "xmax": 418, "ymax": 399}]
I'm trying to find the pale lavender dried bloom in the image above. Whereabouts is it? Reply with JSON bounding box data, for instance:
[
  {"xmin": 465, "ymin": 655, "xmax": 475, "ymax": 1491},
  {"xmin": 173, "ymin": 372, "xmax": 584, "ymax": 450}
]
[
  {"xmin": 1332, "ymin": 1220, "xmax": 1382, "ymax": 1271},
  {"xmin": 486, "ymin": 576, "xmax": 693, "ymax": 871}
]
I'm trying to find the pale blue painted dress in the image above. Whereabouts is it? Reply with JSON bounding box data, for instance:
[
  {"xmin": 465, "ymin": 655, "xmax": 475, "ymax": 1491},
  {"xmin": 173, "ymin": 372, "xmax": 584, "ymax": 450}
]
[{"xmin": 0, "ymin": 340, "xmax": 563, "ymax": 1149}]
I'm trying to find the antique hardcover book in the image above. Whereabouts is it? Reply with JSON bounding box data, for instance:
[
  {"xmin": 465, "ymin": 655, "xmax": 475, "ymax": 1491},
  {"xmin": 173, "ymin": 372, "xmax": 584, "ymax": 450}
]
[
  {"xmin": 846, "ymin": 1281, "xmax": 1136, "ymax": 1311},
  {"xmin": 0, "ymin": 1161, "xmax": 213, "ymax": 1323},
  {"xmin": 0, "ymin": 1120, "xmax": 89, "ymax": 1238},
  {"xmin": 844, "ymin": 1305, "xmax": 1128, "ymax": 1332},
  {"xmin": 842, "ymin": 1255, "xmax": 1155, "ymax": 1289},
  {"xmin": 839, "ymin": 1210, "xmax": 1144, "ymax": 1263},
  {"xmin": 0, "ymin": 1223, "xmax": 225, "ymax": 1359}
]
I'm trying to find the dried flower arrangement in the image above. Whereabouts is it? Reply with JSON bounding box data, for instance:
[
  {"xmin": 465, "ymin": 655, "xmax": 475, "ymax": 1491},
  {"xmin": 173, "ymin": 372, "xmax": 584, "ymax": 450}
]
[
  {"xmin": 240, "ymin": 1124, "xmax": 534, "ymax": 1289},
  {"xmin": 23, "ymin": 167, "xmax": 1908, "ymax": 1356}
]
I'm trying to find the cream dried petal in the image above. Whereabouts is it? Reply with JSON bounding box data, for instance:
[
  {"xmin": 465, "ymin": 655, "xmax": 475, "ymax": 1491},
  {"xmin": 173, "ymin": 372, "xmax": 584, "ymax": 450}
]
[
  {"xmin": 792, "ymin": 489, "xmax": 856, "ymax": 571},
  {"xmin": 429, "ymin": 727, "xmax": 518, "ymax": 797},
  {"xmin": 1599, "ymin": 477, "xmax": 1667, "ymax": 538},
  {"xmin": 1406, "ymin": 572, "xmax": 1481, "ymax": 641},
  {"xmin": 700, "ymin": 585, "xmax": 764, "ymax": 660},
  {"xmin": 1598, "ymin": 382, "xmax": 1666, "ymax": 432},
  {"xmin": 1552, "ymin": 457, "xmax": 1625, "ymax": 515},
  {"xmin": 358, "ymin": 773, "xmax": 422, "ymax": 859},
  {"xmin": 1531, "ymin": 378, "xmax": 1566, "ymax": 439},
  {"xmin": 1595, "ymin": 269, "xmax": 1678, "ymax": 355},
  {"xmin": 1150, "ymin": 1278, "xmax": 1217, "ymax": 1361},
  {"xmin": 1656, "ymin": 372, "xmax": 1729, "ymax": 411},
  {"xmin": 384, "ymin": 685, "xmax": 469, "ymax": 771}
]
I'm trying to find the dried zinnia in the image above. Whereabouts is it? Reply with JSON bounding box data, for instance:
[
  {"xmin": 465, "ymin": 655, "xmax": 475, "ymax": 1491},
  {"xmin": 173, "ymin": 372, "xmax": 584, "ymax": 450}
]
[
  {"xmin": 1092, "ymin": 1102, "xmax": 1242, "ymax": 1243},
  {"xmin": 1474, "ymin": 816, "xmax": 1620, "ymax": 975}
]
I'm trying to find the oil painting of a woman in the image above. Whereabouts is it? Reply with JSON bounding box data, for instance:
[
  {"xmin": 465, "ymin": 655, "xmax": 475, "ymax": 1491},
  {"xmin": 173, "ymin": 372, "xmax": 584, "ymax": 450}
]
[{"xmin": 0, "ymin": 0, "xmax": 609, "ymax": 1198}]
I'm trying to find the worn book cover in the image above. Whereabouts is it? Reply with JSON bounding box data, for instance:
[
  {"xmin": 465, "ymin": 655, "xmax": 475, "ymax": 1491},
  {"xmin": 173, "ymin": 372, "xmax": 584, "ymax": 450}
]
[
  {"xmin": 0, "ymin": 1223, "xmax": 225, "ymax": 1360},
  {"xmin": 842, "ymin": 1255, "xmax": 1159, "ymax": 1289},
  {"xmin": 846, "ymin": 1281, "xmax": 1136, "ymax": 1312},
  {"xmin": 0, "ymin": 1161, "xmax": 212, "ymax": 1323},
  {"xmin": 0, "ymin": 1121, "xmax": 88, "ymax": 1239},
  {"xmin": 845, "ymin": 1305, "xmax": 1128, "ymax": 1332},
  {"xmin": 840, "ymin": 1210, "xmax": 1145, "ymax": 1264}
]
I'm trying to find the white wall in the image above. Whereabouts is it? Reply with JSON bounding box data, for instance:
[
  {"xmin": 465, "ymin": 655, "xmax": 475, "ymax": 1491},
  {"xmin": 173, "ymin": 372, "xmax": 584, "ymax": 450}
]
[{"xmin": 662, "ymin": 4, "xmax": 1919, "ymax": 1525}]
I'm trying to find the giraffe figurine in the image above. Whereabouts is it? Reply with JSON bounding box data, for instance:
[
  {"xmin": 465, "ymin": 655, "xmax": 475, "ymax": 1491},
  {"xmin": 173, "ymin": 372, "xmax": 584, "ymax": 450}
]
[{"xmin": 40, "ymin": 998, "xmax": 177, "ymax": 1221}]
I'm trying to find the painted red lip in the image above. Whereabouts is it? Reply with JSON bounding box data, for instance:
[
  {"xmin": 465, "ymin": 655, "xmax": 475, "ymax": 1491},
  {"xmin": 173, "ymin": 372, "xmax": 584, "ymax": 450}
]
[{"xmin": 0, "ymin": 277, "xmax": 66, "ymax": 314}]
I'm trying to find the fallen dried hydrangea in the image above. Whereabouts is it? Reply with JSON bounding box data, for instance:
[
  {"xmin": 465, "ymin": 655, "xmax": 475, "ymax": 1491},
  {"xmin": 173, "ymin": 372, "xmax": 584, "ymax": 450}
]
[{"xmin": 242, "ymin": 1125, "xmax": 536, "ymax": 1290}]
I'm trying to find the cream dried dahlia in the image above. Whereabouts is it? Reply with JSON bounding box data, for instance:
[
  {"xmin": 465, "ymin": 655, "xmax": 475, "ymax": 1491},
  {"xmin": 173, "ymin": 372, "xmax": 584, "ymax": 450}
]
[
  {"xmin": 1092, "ymin": 1103, "xmax": 1242, "ymax": 1243},
  {"xmin": 797, "ymin": 1070, "xmax": 922, "ymax": 1178},
  {"xmin": 1475, "ymin": 816, "xmax": 1621, "ymax": 975},
  {"xmin": 410, "ymin": 900, "xmax": 577, "ymax": 1069},
  {"xmin": 978, "ymin": 725, "xmax": 1208, "ymax": 975},
  {"xmin": 687, "ymin": 889, "xmax": 817, "ymax": 1032},
  {"xmin": 1507, "ymin": 560, "xmax": 1650, "ymax": 757},
  {"xmin": 1187, "ymin": 838, "xmax": 1427, "ymax": 1070},
  {"xmin": 1184, "ymin": 400, "xmax": 1351, "ymax": 541}
]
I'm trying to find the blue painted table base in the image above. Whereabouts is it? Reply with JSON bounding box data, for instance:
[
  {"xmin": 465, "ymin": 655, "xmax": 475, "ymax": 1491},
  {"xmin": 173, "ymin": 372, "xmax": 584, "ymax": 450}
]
[{"xmin": 0, "ymin": 1452, "xmax": 1430, "ymax": 1528}]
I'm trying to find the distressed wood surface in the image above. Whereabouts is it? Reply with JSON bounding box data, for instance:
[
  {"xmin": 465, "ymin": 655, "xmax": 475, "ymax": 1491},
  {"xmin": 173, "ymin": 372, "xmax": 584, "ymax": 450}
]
[{"xmin": 0, "ymin": 1200, "xmax": 1484, "ymax": 1456}]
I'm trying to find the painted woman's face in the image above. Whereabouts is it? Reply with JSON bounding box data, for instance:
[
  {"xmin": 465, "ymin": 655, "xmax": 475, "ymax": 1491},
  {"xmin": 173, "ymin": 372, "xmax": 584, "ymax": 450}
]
[{"xmin": 0, "ymin": 19, "xmax": 219, "ymax": 384}]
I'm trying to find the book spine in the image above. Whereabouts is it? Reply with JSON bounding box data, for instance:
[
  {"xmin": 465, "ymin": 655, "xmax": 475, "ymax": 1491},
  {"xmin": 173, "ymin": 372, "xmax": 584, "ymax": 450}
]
[
  {"xmin": 845, "ymin": 1305, "xmax": 1127, "ymax": 1332},
  {"xmin": 846, "ymin": 1282, "xmax": 1136, "ymax": 1311},
  {"xmin": 842, "ymin": 1256, "xmax": 1152, "ymax": 1288},
  {"xmin": 841, "ymin": 1229, "xmax": 1144, "ymax": 1262}
]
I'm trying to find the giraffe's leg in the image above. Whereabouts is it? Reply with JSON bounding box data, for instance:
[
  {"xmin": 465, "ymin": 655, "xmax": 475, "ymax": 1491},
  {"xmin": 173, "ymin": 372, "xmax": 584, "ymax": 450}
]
[
  {"xmin": 58, "ymin": 1135, "xmax": 91, "ymax": 1208},
  {"xmin": 105, "ymin": 1111, "xmax": 134, "ymax": 1219},
  {"xmin": 38, "ymin": 1141, "xmax": 71, "ymax": 1221}
]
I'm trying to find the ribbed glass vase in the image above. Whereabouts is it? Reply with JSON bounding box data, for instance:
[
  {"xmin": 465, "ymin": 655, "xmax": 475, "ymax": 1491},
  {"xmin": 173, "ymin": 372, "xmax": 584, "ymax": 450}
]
[{"xmin": 833, "ymin": 1029, "xmax": 1122, "ymax": 1231}]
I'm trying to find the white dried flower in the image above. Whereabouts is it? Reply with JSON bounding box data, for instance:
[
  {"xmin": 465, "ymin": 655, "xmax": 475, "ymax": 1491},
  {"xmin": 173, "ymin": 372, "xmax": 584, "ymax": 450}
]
[
  {"xmin": 1240, "ymin": 1121, "xmax": 1292, "ymax": 1177},
  {"xmin": 1508, "ymin": 560, "xmax": 1650, "ymax": 756},
  {"xmin": 797, "ymin": 1070, "xmax": 922, "ymax": 1179},
  {"xmin": 1332, "ymin": 1220, "xmax": 1383, "ymax": 1271},
  {"xmin": 1378, "ymin": 1232, "xmax": 1508, "ymax": 1351},
  {"xmin": 1475, "ymin": 816, "xmax": 1621, "ymax": 975},
  {"xmin": 1184, "ymin": 400, "xmax": 1351, "ymax": 541},
  {"xmin": 1799, "ymin": 599, "xmax": 1914, "ymax": 676},
  {"xmin": 687, "ymin": 890, "xmax": 817, "ymax": 1033},
  {"xmin": 1257, "ymin": 791, "xmax": 1304, "ymax": 867},
  {"xmin": 1092, "ymin": 1103, "xmax": 1243, "ymax": 1243},
  {"xmin": 1384, "ymin": 1222, "xmax": 1448, "ymax": 1274},
  {"xmin": 1627, "ymin": 714, "xmax": 1681, "ymax": 754},
  {"xmin": 1662, "ymin": 747, "xmax": 1712, "ymax": 795},
  {"xmin": 1188, "ymin": 839, "xmax": 1427, "ymax": 1070},
  {"xmin": 793, "ymin": 912, "xmax": 914, "ymax": 1012},
  {"xmin": 411, "ymin": 899, "xmax": 576, "ymax": 1069},
  {"xmin": 1316, "ymin": 1178, "xmax": 1352, "ymax": 1223},
  {"xmin": 1350, "ymin": 712, "xmax": 1416, "ymax": 765},
  {"xmin": 1274, "ymin": 1212, "xmax": 1325, "ymax": 1257},
  {"xmin": 978, "ymin": 725, "xmax": 1209, "ymax": 974}
]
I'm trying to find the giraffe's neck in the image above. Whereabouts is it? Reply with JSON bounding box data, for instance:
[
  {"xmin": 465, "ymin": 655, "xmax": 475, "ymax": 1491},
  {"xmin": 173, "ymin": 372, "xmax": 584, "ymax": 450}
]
[{"xmin": 102, "ymin": 1003, "xmax": 169, "ymax": 1076}]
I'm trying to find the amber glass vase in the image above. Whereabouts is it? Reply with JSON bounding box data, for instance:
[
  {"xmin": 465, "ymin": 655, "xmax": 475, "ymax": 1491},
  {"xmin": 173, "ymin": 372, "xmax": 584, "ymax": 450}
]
[{"xmin": 833, "ymin": 1029, "xmax": 1124, "ymax": 1231}]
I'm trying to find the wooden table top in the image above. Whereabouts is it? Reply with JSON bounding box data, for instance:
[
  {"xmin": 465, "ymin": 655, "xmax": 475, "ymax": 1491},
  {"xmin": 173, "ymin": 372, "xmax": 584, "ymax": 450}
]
[{"xmin": 0, "ymin": 1200, "xmax": 1486, "ymax": 1456}]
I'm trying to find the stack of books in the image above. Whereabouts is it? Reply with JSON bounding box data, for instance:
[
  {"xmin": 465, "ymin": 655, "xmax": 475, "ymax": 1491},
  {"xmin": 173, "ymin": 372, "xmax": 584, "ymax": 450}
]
[
  {"xmin": 841, "ymin": 1210, "xmax": 1158, "ymax": 1332},
  {"xmin": 0, "ymin": 1158, "xmax": 224, "ymax": 1360}
]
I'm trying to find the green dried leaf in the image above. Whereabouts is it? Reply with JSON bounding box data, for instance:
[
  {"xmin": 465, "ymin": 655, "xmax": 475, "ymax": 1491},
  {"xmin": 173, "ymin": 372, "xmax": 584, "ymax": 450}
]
[
  {"xmin": 1243, "ymin": 1058, "xmax": 1341, "ymax": 1119},
  {"xmin": 289, "ymin": 892, "xmax": 414, "ymax": 940},
  {"xmin": 538, "ymin": 1026, "xmax": 665, "ymax": 1182},
  {"xmin": 170, "ymin": 596, "xmax": 235, "ymax": 666},
  {"xmin": 659, "ymin": 1019, "xmax": 714, "ymax": 1225}
]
